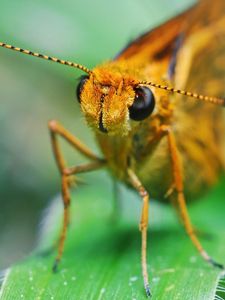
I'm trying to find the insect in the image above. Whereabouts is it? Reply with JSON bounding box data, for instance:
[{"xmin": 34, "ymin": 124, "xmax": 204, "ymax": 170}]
[{"xmin": 0, "ymin": 0, "xmax": 225, "ymax": 297}]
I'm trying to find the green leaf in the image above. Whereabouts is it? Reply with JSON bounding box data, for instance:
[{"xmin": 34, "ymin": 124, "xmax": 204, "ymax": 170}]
[{"xmin": 0, "ymin": 173, "xmax": 225, "ymax": 299}]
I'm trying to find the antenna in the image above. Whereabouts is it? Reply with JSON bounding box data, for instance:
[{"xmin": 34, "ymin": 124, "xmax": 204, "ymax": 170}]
[
  {"xmin": 139, "ymin": 80, "xmax": 225, "ymax": 106},
  {"xmin": 0, "ymin": 41, "xmax": 92, "ymax": 74}
]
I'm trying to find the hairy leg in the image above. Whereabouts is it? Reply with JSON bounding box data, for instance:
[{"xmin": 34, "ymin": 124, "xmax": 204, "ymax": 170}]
[
  {"xmin": 164, "ymin": 126, "xmax": 223, "ymax": 269},
  {"xmin": 48, "ymin": 120, "xmax": 106, "ymax": 270},
  {"xmin": 128, "ymin": 168, "xmax": 151, "ymax": 297}
]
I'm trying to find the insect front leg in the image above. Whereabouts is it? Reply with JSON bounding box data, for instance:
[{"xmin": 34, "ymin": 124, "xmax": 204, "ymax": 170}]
[
  {"xmin": 48, "ymin": 120, "xmax": 106, "ymax": 271},
  {"xmin": 163, "ymin": 126, "xmax": 224, "ymax": 270},
  {"xmin": 128, "ymin": 168, "xmax": 151, "ymax": 298}
]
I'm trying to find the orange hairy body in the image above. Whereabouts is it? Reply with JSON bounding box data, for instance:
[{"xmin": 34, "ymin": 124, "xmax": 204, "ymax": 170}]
[{"xmin": 94, "ymin": 62, "xmax": 225, "ymax": 201}]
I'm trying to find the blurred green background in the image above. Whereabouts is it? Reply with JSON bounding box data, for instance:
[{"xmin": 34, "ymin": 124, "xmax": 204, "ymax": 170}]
[{"xmin": 0, "ymin": 0, "xmax": 196, "ymax": 269}]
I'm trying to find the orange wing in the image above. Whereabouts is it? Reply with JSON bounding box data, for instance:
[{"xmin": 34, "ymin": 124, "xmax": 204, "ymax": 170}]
[
  {"xmin": 175, "ymin": 0, "xmax": 225, "ymax": 98},
  {"xmin": 115, "ymin": 3, "xmax": 195, "ymax": 62},
  {"xmin": 115, "ymin": 0, "xmax": 225, "ymax": 83}
]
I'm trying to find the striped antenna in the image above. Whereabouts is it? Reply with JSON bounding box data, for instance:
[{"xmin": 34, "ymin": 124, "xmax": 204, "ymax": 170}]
[
  {"xmin": 0, "ymin": 41, "xmax": 92, "ymax": 74},
  {"xmin": 139, "ymin": 80, "xmax": 225, "ymax": 107}
]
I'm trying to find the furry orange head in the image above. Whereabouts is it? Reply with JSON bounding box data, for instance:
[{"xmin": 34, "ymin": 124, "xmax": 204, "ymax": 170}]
[
  {"xmin": 78, "ymin": 61, "xmax": 160, "ymax": 136},
  {"xmin": 78, "ymin": 62, "xmax": 140, "ymax": 135},
  {"xmin": 77, "ymin": 60, "xmax": 225, "ymax": 136}
]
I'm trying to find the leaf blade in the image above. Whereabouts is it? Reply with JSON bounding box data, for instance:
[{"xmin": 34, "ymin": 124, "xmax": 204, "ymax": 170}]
[{"xmin": 1, "ymin": 175, "xmax": 225, "ymax": 300}]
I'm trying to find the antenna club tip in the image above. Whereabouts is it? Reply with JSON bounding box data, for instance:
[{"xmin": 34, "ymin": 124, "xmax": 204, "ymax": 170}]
[{"xmin": 145, "ymin": 283, "xmax": 152, "ymax": 297}]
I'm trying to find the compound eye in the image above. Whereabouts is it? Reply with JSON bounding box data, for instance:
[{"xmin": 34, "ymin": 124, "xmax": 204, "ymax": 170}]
[
  {"xmin": 76, "ymin": 75, "xmax": 89, "ymax": 102},
  {"xmin": 129, "ymin": 86, "xmax": 155, "ymax": 121}
]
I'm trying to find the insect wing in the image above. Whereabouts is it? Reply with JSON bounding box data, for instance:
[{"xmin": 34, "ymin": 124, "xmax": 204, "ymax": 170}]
[{"xmin": 115, "ymin": 2, "xmax": 197, "ymax": 66}]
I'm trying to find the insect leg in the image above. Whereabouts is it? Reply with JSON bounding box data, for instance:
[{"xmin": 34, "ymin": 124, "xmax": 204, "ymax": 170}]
[
  {"xmin": 128, "ymin": 168, "xmax": 151, "ymax": 298},
  {"xmin": 166, "ymin": 191, "xmax": 212, "ymax": 240},
  {"xmin": 164, "ymin": 127, "xmax": 224, "ymax": 269},
  {"xmin": 48, "ymin": 120, "xmax": 106, "ymax": 271}
]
